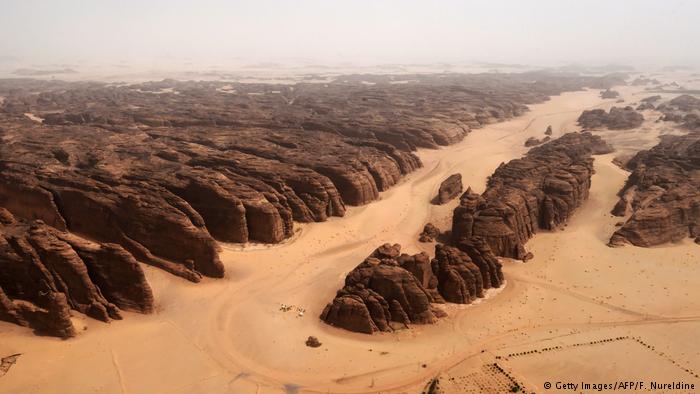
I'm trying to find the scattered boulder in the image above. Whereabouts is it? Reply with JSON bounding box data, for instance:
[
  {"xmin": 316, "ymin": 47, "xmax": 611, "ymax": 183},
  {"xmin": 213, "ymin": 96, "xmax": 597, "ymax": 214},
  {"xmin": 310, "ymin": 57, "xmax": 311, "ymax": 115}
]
[
  {"xmin": 600, "ymin": 89, "xmax": 620, "ymax": 99},
  {"xmin": 433, "ymin": 174, "xmax": 463, "ymax": 205},
  {"xmin": 419, "ymin": 223, "xmax": 441, "ymax": 242},
  {"xmin": 545, "ymin": 125, "xmax": 553, "ymax": 135},
  {"xmin": 305, "ymin": 336, "xmax": 322, "ymax": 348}
]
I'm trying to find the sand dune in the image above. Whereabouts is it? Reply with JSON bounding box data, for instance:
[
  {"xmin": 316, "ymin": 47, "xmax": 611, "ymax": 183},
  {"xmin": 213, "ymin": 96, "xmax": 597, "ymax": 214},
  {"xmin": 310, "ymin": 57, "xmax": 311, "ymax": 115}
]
[{"xmin": 1, "ymin": 85, "xmax": 698, "ymax": 393}]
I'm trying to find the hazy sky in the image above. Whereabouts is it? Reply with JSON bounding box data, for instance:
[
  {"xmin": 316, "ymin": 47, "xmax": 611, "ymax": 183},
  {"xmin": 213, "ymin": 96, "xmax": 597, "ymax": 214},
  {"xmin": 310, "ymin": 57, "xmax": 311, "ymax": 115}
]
[{"xmin": 1, "ymin": 0, "xmax": 698, "ymax": 68}]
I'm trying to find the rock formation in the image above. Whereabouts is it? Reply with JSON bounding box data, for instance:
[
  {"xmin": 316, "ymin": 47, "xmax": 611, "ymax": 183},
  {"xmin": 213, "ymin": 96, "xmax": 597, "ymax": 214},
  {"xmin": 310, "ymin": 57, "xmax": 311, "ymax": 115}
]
[
  {"xmin": 641, "ymin": 95, "xmax": 662, "ymax": 104},
  {"xmin": 324, "ymin": 132, "xmax": 612, "ymax": 334},
  {"xmin": 636, "ymin": 95, "xmax": 661, "ymax": 111},
  {"xmin": 577, "ymin": 106, "xmax": 644, "ymax": 130},
  {"xmin": 636, "ymin": 102, "xmax": 655, "ymax": 111},
  {"xmin": 657, "ymin": 95, "xmax": 700, "ymax": 130},
  {"xmin": 0, "ymin": 73, "xmax": 620, "ymax": 335},
  {"xmin": 609, "ymin": 133, "xmax": 700, "ymax": 246},
  {"xmin": 433, "ymin": 174, "xmax": 463, "ymax": 205},
  {"xmin": 0, "ymin": 209, "xmax": 153, "ymax": 337},
  {"xmin": 600, "ymin": 89, "xmax": 620, "ymax": 99},
  {"xmin": 630, "ymin": 77, "xmax": 661, "ymax": 86},
  {"xmin": 524, "ymin": 136, "xmax": 551, "ymax": 147},
  {"xmin": 305, "ymin": 336, "xmax": 322, "ymax": 348},
  {"xmin": 320, "ymin": 244, "xmax": 438, "ymax": 333},
  {"xmin": 452, "ymin": 133, "xmax": 613, "ymax": 260},
  {"xmin": 0, "ymin": 74, "xmax": 610, "ymax": 253},
  {"xmin": 320, "ymin": 242, "xmax": 503, "ymax": 333},
  {"xmin": 419, "ymin": 223, "xmax": 441, "ymax": 242}
]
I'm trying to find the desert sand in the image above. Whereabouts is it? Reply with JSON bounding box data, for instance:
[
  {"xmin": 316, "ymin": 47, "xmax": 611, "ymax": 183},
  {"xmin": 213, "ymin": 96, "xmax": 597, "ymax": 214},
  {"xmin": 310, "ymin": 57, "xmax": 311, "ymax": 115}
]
[{"xmin": 1, "ymin": 83, "xmax": 698, "ymax": 394}]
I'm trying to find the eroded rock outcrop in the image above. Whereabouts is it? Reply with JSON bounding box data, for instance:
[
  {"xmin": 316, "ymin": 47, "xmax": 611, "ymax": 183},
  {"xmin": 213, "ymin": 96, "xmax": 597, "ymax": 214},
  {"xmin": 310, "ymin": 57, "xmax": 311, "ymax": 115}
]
[
  {"xmin": 657, "ymin": 95, "xmax": 700, "ymax": 130},
  {"xmin": 452, "ymin": 133, "xmax": 613, "ymax": 260},
  {"xmin": 0, "ymin": 209, "xmax": 153, "ymax": 337},
  {"xmin": 0, "ymin": 164, "xmax": 224, "ymax": 282},
  {"xmin": 578, "ymin": 106, "xmax": 644, "ymax": 130},
  {"xmin": 600, "ymin": 89, "xmax": 620, "ymax": 99},
  {"xmin": 321, "ymin": 242, "xmax": 503, "ymax": 333},
  {"xmin": 631, "ymin": 77, "xmax": 661, "ymax": 86},
  {"xmin": 419, "ymin": 223, "xmax": 441, "ymax": 242},
  {"xmin": 609, "ymin": 134, "xmax": 700, "ymax": 246},
  {"xmin": 636, "ymin": 95, "xmax": 662, "ymax": 111},
  {"xmin": 433, "ymin": 174, "xmax": 463, "ymax": 205},
  {"xmin": 0, "ymin": 73, "xmax": 620, "ymax": 335},
  {"xmin": 636, "ymin": 102, "xmax": 655, "ymax": 111},
  {"xmin": 320, "ymin": 244, "xmax": 438, "ymax": 333},
  {"xmin": 0, "ymin": 74, "xmax": 607, "ymax": 256},
  {"xmin": 524, "ymin": 136, "xmax": 551, "ymax": 147}
]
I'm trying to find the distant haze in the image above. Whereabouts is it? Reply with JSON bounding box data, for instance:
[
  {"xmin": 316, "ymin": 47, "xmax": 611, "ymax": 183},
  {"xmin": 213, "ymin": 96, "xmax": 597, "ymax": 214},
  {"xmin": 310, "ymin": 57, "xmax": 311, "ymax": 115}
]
[{"xmin": 1, "ymin": 0, "xmax": 698, "ymax": 71}]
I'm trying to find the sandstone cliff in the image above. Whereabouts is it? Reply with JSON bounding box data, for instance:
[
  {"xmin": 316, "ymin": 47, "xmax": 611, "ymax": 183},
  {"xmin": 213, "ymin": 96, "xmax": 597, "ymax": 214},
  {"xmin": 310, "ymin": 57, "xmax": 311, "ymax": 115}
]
[{"xmin": 0, "ymin": 209, "xmax": 153, "ymax": 337}]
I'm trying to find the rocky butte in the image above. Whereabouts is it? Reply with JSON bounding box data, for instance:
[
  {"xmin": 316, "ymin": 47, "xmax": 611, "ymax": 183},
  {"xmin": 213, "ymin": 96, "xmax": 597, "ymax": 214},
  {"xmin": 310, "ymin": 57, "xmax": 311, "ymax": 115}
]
[
  {"xmin": 320, "ymin": 242, "xmax": 503, "ymax": 333},
  {"xmin": 0, "ymin": 73, "xmax": 622, "ymax": 336}
]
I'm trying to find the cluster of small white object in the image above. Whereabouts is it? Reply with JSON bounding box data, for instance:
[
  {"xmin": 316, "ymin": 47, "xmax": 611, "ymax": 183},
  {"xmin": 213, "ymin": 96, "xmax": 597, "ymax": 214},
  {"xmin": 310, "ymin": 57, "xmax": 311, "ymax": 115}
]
[{"xmin": 279, "ymin": 304, "xmax": 306, "ymax": 317}]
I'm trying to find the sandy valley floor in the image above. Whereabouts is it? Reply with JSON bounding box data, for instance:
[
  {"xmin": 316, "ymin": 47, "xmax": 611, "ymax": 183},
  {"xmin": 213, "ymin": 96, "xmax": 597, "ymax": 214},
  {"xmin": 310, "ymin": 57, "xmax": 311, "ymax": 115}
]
[{"xmin": 1, "ymin": 83, "xmax": 698, "ymax": 393}]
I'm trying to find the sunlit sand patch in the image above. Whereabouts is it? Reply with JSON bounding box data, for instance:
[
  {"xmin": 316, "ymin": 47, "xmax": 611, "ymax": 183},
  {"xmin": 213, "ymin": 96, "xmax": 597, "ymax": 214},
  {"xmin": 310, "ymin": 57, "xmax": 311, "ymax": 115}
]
[{"xmin": 23, "ymin": 112, "xmax": 44, "ymax": 123}]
